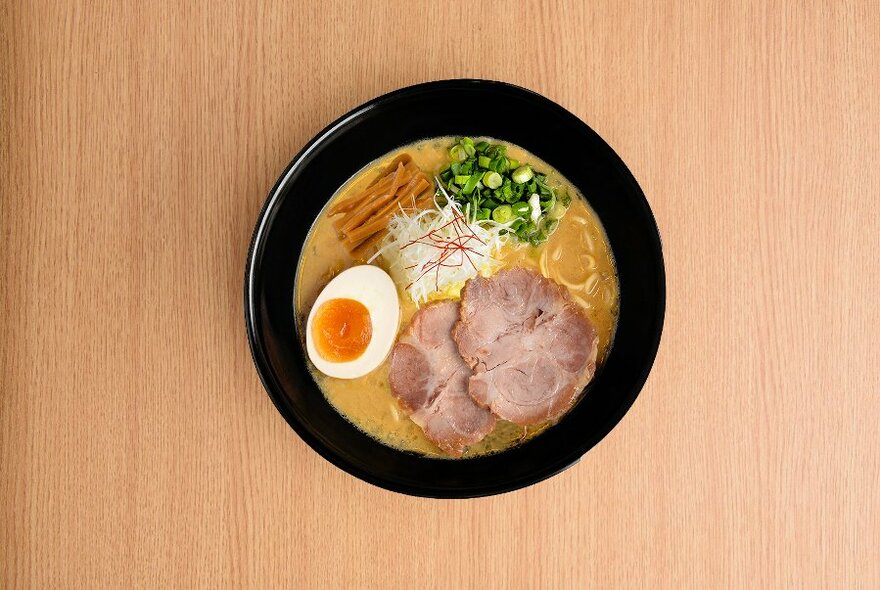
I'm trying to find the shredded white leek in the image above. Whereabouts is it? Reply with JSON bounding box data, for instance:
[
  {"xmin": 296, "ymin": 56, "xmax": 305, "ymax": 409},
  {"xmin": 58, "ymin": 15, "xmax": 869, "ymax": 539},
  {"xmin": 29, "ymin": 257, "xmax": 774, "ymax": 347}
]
[{"xmin": 369, "ymin": 183, "xmax": 514, "ymax": 305}]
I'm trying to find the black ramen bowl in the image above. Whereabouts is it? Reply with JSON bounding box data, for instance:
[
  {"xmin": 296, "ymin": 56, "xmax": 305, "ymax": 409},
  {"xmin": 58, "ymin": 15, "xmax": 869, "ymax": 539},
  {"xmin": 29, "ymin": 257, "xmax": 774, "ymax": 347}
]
[{"xmin": 245, "ymin": 80, "xmax": 664, "ymax": 498}]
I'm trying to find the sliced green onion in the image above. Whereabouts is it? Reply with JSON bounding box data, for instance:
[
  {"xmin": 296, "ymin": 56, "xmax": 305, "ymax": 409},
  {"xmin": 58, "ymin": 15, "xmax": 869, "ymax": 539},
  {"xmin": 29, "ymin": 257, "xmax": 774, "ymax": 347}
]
[
  {"xmin": 454, "ymin": 175, "xmax": 470, "ymax": 186},
  {"xmin": 548, "ymin": 200, "xmax": 567, "ymax": 219},
  {"xmin": 511, "ymin": 201, "xmax": 530, "ymax": 217},
  {"xmin": 529, "ymin": 233, "xmax": 547, "ymax": 246},
  {"xmin": 475, "ymin": 140, "xmax": 489, "ymax": 152},
  {"xmin": 483, "ymin": 171, "xmax": 503, "ymax": 189},
  {"xmin": 508, "ymin": 159, "xmax": 519, "ymax": 169},
  {"xmin": 476, "ymin": 207, "xmax": 491, "ymax": 221},
  {"xmin": 461, "ymin": 173, "xmax": 481, "ymax": 195},
  {"xmin": 512, "ymin": 165, "xmax": 534, "ymax": 184},
  {"xmin": 478, "ymin": 155, "xmax": 491, "ymax": 169},
  {"xmin": 516, "ymin": 221, "xmax": 536, "ymax": 239},
  {"xmin": 449, "ymin": 145, "xmax": 467, "ymax": 162},
  {"xmin": 492, "ymin": 205, "xmax": 514, "ymax": 223}
]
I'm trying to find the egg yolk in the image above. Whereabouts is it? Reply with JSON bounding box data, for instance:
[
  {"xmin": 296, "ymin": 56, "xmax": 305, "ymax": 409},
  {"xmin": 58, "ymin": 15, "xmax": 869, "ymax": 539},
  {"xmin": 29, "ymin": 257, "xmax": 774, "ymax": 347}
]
[{"xmin": 312, "ymin": 298, "xmax": 372, "ymax": 362}]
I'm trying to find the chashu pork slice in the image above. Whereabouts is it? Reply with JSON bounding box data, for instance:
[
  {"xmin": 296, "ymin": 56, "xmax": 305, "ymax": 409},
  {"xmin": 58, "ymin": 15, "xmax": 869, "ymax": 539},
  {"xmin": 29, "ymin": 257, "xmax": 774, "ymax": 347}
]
[
  {"xmin": 389, "ymin": 301, "xmax": 496, "ymax": 456},
  {"xmin": 453, "ymin": 267, "xmax": 599, "ymax": 425}
]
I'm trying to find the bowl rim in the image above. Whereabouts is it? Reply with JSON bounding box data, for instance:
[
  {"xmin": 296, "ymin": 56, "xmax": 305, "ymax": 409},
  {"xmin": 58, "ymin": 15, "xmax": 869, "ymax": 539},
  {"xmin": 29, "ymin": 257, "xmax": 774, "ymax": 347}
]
[{"xmin": 244, "ymin": 79, "xmax": 665, "ymax": 497}]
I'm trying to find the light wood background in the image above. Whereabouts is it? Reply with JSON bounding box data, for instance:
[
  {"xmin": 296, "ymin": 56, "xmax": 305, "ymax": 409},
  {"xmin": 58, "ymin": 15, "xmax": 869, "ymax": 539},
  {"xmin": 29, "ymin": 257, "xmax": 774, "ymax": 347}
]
[{"xmin": 2, "ymin": 1, "xmax": 878, "ymax": 588}]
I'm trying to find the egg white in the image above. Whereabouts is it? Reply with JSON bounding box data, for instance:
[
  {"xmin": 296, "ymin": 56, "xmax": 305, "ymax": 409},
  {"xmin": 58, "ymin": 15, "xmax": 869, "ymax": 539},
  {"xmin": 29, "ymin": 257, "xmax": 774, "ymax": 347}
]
[{"xmin": 305, "ymin": 265, "xmax": 400, "ymax": 379}]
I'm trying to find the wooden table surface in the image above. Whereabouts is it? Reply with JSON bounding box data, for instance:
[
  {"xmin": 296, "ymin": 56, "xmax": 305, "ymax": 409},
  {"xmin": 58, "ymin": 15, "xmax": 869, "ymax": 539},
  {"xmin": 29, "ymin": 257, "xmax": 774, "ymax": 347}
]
[{"xmin": 2, "ymin": 2, "xmax": 879, "ymax": 588}]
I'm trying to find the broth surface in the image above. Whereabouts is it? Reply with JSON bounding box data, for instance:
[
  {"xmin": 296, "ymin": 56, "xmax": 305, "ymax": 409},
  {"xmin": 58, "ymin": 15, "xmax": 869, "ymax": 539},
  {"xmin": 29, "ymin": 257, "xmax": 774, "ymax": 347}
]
[{"xmin": 295, "ymin": 137, "xmax": 618, "ymax": 457}]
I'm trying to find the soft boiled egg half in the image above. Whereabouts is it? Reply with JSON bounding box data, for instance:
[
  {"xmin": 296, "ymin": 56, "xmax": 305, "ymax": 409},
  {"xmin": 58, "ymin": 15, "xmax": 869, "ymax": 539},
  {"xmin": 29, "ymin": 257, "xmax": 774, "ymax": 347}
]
[{"xmin": 306, "ymin": 265, "xmax": 400, "ymax": 379}]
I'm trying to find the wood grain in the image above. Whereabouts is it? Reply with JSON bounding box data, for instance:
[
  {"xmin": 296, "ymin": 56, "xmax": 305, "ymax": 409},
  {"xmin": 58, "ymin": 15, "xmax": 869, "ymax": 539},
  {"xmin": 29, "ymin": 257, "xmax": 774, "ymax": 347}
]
[{"xmin": 2, "ymin": 1, "xmax": 878, "ymax": 587}]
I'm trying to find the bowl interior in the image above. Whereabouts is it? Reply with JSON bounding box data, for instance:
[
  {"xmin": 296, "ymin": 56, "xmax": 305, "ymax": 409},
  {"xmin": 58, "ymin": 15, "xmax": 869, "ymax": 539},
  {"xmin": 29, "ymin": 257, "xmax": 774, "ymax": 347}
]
[{"xmin": 246, "ymin": 80, "xmax": 664, "ymax": 498}]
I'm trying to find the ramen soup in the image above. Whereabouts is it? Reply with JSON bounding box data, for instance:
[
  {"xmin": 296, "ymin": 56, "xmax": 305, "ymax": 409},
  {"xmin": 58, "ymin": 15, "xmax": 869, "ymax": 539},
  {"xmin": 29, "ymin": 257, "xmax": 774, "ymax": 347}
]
[{"xmin": 296, "ymin": 137, "xmax": 618, "ymax": 457}]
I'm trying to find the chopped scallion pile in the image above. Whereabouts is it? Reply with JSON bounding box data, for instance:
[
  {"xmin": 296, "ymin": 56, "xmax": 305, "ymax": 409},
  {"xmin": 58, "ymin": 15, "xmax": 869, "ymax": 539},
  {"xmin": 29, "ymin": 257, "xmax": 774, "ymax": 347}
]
[{"xmin": 438, "ymin": 138, "xmax": 571, "ymax": 245}]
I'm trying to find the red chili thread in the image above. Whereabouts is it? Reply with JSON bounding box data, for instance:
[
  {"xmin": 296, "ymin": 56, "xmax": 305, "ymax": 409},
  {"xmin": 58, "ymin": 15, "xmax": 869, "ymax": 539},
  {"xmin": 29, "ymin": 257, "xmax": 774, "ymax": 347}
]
[{"xmin": 402, "ymin": 213, "xmax": 487, "ymax": 292}]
